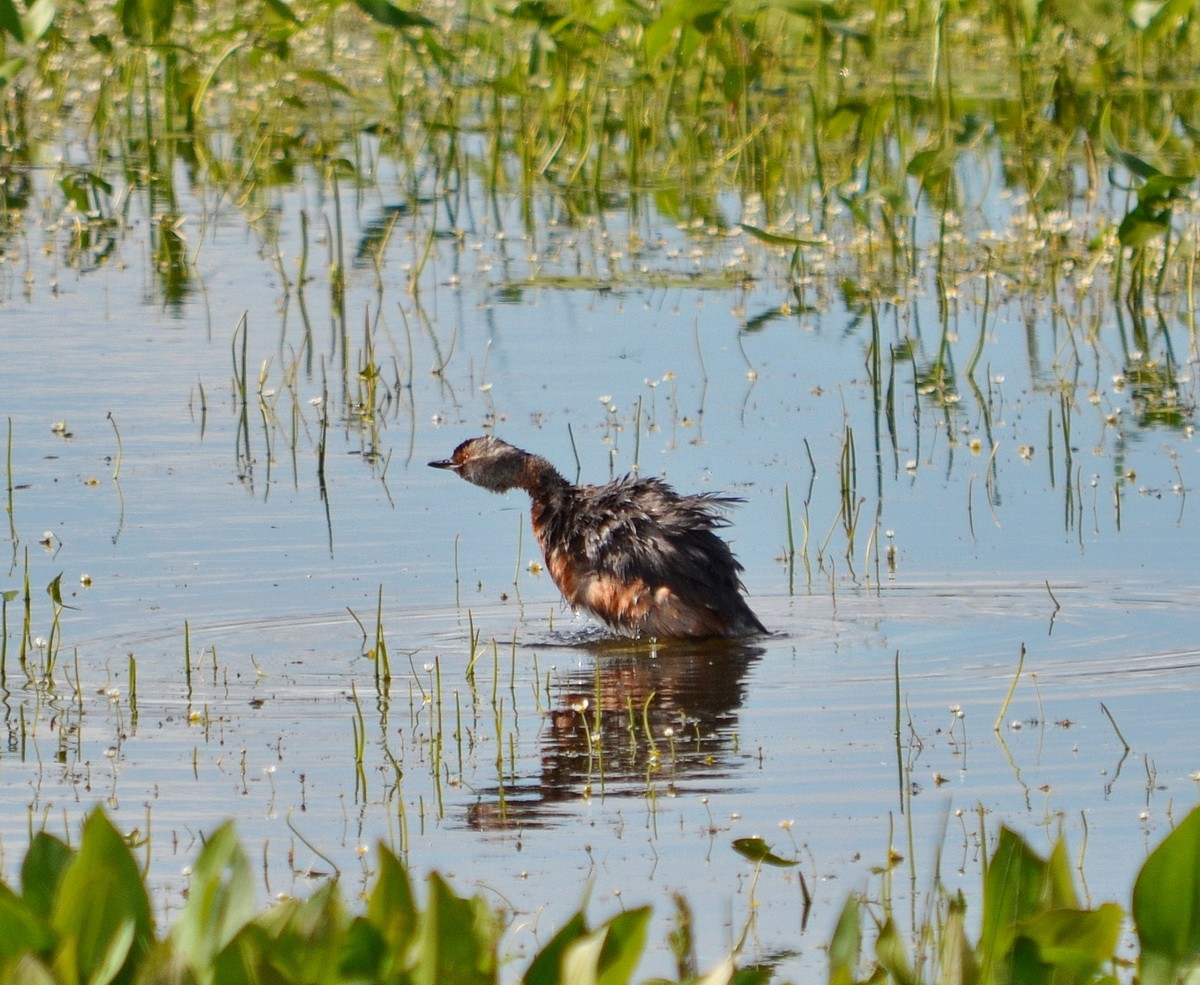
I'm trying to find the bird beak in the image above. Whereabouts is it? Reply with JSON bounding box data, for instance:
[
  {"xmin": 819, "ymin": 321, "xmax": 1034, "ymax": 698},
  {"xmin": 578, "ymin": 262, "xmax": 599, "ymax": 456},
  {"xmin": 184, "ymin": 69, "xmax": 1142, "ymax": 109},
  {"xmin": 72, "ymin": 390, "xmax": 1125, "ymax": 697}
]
[{"xmin": 428, "ymin": 458, "xmax": 457, "ymax": 470}]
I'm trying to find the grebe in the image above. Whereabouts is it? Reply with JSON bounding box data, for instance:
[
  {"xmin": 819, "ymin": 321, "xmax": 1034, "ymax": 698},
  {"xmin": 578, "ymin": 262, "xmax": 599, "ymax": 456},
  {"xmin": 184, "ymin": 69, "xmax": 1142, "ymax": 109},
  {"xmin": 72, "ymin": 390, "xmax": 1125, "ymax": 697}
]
[{"xmin": 429, "ymin": 435, "xmax": 765, "ymax": 639}]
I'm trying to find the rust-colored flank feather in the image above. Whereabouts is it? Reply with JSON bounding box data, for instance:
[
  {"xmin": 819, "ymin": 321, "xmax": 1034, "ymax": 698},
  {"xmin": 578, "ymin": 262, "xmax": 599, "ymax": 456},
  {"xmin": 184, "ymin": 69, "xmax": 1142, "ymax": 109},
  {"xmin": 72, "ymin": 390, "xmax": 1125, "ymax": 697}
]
[{"xmin": 429, "ymin": 435, "xmax": 766, "ymax": 639}]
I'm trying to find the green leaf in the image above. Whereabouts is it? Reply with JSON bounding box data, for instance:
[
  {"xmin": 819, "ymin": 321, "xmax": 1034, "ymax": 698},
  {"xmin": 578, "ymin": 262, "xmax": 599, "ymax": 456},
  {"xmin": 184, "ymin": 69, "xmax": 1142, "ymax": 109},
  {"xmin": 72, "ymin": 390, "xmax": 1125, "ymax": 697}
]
[
  {"xmin": 210, "ymin": 918, "xmax": 276, "ymax": 984},
  {"xmin": 1100, "ymin": 103, "xmax": 1163, "ymax": 181},
  {"xmin": 874, "ymin": 918, "xmax": 919, "ymax": 985},
  {"xmin": 413, "ymin": 872, "xmax": 498, "ymax": 985},
  {"xmin": 116, "ymin": 0, "xmax": 174, "ymax": 44},
  {"xmin": 20, "ymin": 832, "xmax": 72, "ymax": 920},
  {"xmin": 90, "ymin": 919, "xmax": 136, "ymax": 985},
  {"xmin": 523, "ymin": 910, "xmax": 588, "ymax": 985},
  {"xmin": 826, "ymin": 895, "xmax": 860, "ymax": 985},
  {"xmin": 353, "ymin": 0, "xmax": 435, "ymax": 31},
  {"xmin": 906, "ymin": 146, "xmax": 951, "ymax": 180},
  {"xmin": 20, "ymin": 0, "xmax": 56, "ymax": 43},
  {"xmin": 170, "ymin": 821, "xmax": 254, "ymax": 973},
  {"xmin": 341, "ymin": 916, "xmax": 387, "ymax": 978},
  {"xmin": 51, "ymin": 811, "xmax": 153, "ymax": 985},
  {"xmin": 367, "ymin": 845, "xmax": 418, "ymax": 956},
  {"xmin": 294, "ymin": 68, "xmax": 353, "ymax": 96},
  {"xmin": 1019, "ymin": 903, "xmax": 1123, "ymax": 976},
  {"xmin": 259, "ymin": 882, "xmax": 347, "ymax": 981},
  {"xmin": 561, "ymin": 927, "xmax": 607, "ymax": 985},
  {"xmin": 1044, "ymin": 836, "xmax": 1081, "ymax": 910},
  {"xmin": 731, "ymin": 837, "xmax": 798, "ymax": 867},
  {"xmin": 0, "ymin": 56, "xmax": 27, "ymax": 84},
  {"xmin": 0, "ymin": 883, "xmax": 52, "ymax": 964},
  {"xmin": 978, "ymin": 826, "xmax": 1053, "ymax": 968},
  {"xmin": 937, "ymin": 893, "xmax": 978, "ymax": 984},
  {"xmin": 0, "ymin": 0, "xmax": 21, "ymax": 41},
  {"xmin": 596, "ymin": 907, "xmax": 651, "ymax": 985},
  {"xmin": 1134, "ymin": 807, "xmax": 1200, "ymax": 983},
  {"xmin": 740, "ymin": 223, "xmax": 821, "ymax": 248},
  {"xmin": 1118, "ymin": 206, "xmax": 1172, "ymax": 248},
  {"xmin": 46, "ymin": 573, "xmax": 77, "ymax": 610},
  {"xmin": 261, "ymin": 0, "xmax": 300, "ymax": 23}
]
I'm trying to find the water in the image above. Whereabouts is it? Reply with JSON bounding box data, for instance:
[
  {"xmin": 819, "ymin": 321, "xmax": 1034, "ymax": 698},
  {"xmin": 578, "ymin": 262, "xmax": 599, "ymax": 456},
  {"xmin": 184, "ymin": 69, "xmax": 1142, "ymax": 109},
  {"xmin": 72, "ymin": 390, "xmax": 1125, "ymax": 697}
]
[{"xmin": 2, "ymin": 154, "xmax": 1199, "ymax": 979}]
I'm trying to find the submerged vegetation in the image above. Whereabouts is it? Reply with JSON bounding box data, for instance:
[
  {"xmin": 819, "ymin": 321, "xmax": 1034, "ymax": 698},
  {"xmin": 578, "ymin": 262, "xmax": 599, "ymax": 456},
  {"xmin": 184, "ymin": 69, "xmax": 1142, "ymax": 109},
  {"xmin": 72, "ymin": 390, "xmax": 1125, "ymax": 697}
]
[{"xmin": 3, "ymin": 803, "xmax": 1200, "ymax": 983}]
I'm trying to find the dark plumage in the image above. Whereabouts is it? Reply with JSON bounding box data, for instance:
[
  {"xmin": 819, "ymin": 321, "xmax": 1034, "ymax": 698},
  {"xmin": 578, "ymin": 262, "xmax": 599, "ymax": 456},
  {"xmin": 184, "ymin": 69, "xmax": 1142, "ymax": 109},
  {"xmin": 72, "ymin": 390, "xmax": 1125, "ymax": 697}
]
[{"xmin": 429, "ymin": 435, "xmax": 766, "ymax": 639}]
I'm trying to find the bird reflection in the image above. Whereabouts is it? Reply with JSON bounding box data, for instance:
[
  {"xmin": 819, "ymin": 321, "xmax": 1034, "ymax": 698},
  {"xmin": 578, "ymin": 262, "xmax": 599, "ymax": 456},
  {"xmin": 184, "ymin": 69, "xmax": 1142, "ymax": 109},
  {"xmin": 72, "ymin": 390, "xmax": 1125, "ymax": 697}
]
[{"xmin": 465, "ymin": 637, "xmax": 762, "ymax": 830}]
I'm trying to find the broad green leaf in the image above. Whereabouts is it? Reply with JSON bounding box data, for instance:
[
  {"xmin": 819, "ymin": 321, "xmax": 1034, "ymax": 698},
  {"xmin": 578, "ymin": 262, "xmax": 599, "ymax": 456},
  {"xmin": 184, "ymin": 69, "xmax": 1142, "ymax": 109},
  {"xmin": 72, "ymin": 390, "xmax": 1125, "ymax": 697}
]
[
  {"xmin": 171, "ymin": 821, "xmax": 254, "ymax": 972},
  {"xmin": 1099, "ymin": 104, "xmax": 1169, "ymax": 182},
  {"xmin": 117, "ymin": 0, "xmax": 174, "ymax": 44},
  {"xmin": 89, "ymin": 919, "xmax": 136, "ymax": 985},
  {"xmin": 1019, "ymin": 903, "xmax": 1123, "ymax": 976},
  {"xmin": 978, "ymin": 827, "xmax": 1054, "ymax": 973},
  {"xmin": 60, "ymin": 174, "xmax": 92, "ymax": 213},
  {"xmin": 906, "ymin": 146, "xmax": 949, "ymax": 179},
  {"xmin": 0, "ymin": 57, "xmax": 27, "ymax": 85},
  {"xmin": 1118, "ymin": 206, "xmax": 1172, "ymax": 248},
  {"xmin": 937, "ymin": 893, "xmax": 978, "ymax": 985},
  {"xmin": 51, "ymin": 811, "xmax": 153, "ymax": 985},
  {"xmin": 45, "ymin": 573, "xmax": 77, "ymax": 610},
  {"xmin": 367, "ymin": 845, "xmax": 417, "ymax": 955},
  {"xmin": 353, "ymin": 0, "xmax": 435, "ymax": 30},
  {"xmin": 1143, "ymin": 172, "xmax": 1194, "ymax": 200},
  {"xmin": 340, "ymin": 917, "xmax": 387, "ymax": 979},
  {"xmin": 0, "ymin": 882, "xmax": 52, "ymax": 963},
  {"xmin": 0, "ymin": 0, "xmax": 21, "ymax": 41},
  {"xmin": 209, "ymin": 921, "xmax": 276, "ymax": 985},
  {"xmin": 21, "ymin": 832, "xmax": 71, "ymax": 920},
  {"xmin": 827, "ymin": 895, "xmax": 860, "ymax": 985},
  {"xmin": 20, "ymin": 0, "xmax": 55, "ymax": 43},
  {"xmin": 413, "ymin": 872, "xmax": 498, "ymax": 985},
  {"xmin": 1045, "ymin": 836, "xmax": 1081, "ymax": 910},
  {"xmin": 257, "ymin": 882, "xmax": 347, "ymax": 982},
  {"xmin": 261, "ymin": 0, "xmax": 300, "ymax": 23},
  {"xmin": 1134, "ymin": 806, "xmax": 1200, "ymax": 984},
  {"xmin": 874, "ymin": 918, "xmax": 919, "ymax": 985},
  {"xmin": 523, "ymin": 910, "xmax": 588, "ymax": 985},
  {"xmin": 596, "ymin": 907, "xmax": 651, "ymax": 985},
  {"xmin": 561, "ymin": 927, "xmax": 607, "ymax": 985},
  {"xmin": 732, "ymin": 837, "xmax": 798, "ymax": 867}
]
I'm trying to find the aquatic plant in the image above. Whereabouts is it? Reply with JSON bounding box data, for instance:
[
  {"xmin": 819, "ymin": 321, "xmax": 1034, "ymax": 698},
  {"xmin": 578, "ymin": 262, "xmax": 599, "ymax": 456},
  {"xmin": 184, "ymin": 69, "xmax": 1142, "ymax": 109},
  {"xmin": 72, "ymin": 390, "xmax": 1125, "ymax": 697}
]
[{"xmin": 1, "ymin": 803, "xmax": 1199, "ymax": 983}]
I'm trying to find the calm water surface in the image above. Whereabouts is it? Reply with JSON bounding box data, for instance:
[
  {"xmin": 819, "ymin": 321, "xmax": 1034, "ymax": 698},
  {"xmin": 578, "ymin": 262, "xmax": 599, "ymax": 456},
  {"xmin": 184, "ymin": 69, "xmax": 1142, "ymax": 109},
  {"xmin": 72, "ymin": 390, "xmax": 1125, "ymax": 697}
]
[{"xmin": 2, "ymin": 159, "xmax": 1199, "ymax": 978}]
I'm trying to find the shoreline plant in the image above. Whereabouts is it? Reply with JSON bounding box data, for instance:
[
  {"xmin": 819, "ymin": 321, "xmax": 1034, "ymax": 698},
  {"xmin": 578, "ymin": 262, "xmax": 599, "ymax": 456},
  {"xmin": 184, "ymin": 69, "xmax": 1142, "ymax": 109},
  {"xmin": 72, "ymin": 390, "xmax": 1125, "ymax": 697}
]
[{"xmin": 1, "ymin": 804, "xmax": 1198, "ymax": 984}]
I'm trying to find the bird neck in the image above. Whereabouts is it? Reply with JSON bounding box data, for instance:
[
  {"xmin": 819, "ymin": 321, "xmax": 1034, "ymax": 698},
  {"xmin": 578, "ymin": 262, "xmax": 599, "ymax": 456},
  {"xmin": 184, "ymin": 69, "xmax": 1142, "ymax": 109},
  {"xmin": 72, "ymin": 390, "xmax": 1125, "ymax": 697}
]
[{"xmin": 518, "ymin": 453, "xmax": 571, "ymax": 499}]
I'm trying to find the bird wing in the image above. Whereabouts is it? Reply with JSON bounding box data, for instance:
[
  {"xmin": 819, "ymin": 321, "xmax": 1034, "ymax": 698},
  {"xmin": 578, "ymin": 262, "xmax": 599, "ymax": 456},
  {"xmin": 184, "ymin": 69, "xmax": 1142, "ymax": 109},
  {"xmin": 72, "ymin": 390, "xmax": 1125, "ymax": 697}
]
[{"xmin": 577, "ymin": 477, "xmax": 746, "ymax": 591}]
